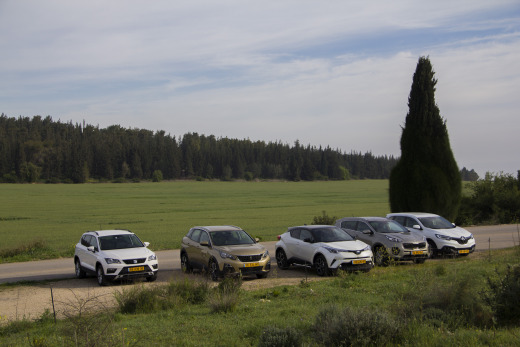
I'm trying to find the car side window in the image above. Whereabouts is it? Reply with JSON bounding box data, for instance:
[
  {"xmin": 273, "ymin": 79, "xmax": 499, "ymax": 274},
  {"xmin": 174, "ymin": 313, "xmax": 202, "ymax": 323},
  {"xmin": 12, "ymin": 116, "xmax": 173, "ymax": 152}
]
[
  {"xmin": 199, "ymin": 231, "xmax": 210, "ymax": 244},
  {"xmin": 341, "ymin": 221, "xmax": 357, "ymax": 230},
  {"xmin": 299, "ymin": 229, "xmax": 313, "ymax": 241},
  {"xmin": 89, "ymin": 236, "xmax": 98, "ymax": 249},
  {"xmin": 357, "ymin": 222, "xmax": 371, "ymax": 233},
  {"xmin": 404, "ymin": 217, "xmax": 417, "ymax": 228},
  {"xmin": 391, "ymin": 216, "xmax": 404, "ymax": 225},
  {"xmin": 81, "ymin": 235, "xmax": 90, "ymax": 247},
  {"xmin": 289, "ymin": 229, "xmax": 301, "ymax": 239},
  {"xmin": 190, "ymin": 229, "xmax": 201, "ymax": 243}
]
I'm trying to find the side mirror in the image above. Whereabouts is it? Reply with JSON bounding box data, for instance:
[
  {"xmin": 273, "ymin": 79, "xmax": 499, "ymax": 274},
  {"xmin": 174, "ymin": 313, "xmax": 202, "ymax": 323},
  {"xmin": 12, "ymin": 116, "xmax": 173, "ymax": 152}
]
[
  {"xmin": 200, "ymin": 241, "xmax": 210, "ymax": 247},
  {"xmin": 412, "ymin": 225, "xmax": 421, "ymax": 230},
  {"xmin": 87, "ymin": 246, "xmax": 95, "ymax": 252},
  {"xmin": 143, "ymin": 242, "xmax": 150, "ymax": 247},
  {"xmin": 255, "ymin": 237, "xmax": 260, "ymax": 243}
]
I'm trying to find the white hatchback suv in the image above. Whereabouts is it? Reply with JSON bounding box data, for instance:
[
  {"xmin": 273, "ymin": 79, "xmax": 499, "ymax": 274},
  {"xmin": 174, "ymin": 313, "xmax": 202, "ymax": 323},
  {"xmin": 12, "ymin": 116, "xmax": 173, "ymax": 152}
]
[
  {"xmin": 74, "ymin": 229, "xmax": 159, "ymax": 286},
  {"xmin": 386, "ymin": 213, "xmax": 475, "ymax": 257},
  {"xmin": 275, "ymin": 225, "xmax": 373, "ymax": 276}
]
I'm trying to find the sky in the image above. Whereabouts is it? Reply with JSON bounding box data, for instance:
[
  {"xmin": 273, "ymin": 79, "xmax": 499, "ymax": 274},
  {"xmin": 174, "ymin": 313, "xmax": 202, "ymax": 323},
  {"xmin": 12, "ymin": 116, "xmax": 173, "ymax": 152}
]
[{"xmin": 1, "ymin": 1, "xmax": 519, "ymax": 177}]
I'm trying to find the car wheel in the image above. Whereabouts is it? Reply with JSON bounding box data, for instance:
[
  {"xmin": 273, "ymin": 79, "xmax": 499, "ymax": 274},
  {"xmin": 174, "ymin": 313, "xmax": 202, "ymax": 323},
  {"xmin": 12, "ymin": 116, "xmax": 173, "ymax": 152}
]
[
  {"xmin": 427, "ymin": 240, "xmax": 437, "ymax": 258},
  {"xmin": 146, "ymin": 272, "xmax": 158, "ymax": 282},
  {"xmin": 314, "ymin": 254, "xmax": 329, "ymax": 276},
  {"xmin": 374, "ymin": 247, "xmax": 390, "ymax": 267},
  {"xmin": 209, "ymin": 258, "xmax": 220, "ymax": 282},
  {"xmin": 74, "ymin": 259, "xmax": 86, "ymax": 279},
  {"xmin": 96, "ymin": 265, "xmax": 108, "ymax": 286},
  {"xmin": 181, "ymin": 252, "xmax": 192, "ymax": 273},
  {"xmin": 276, "ymin": 249, "xmax": 289, "ymax": 270}
]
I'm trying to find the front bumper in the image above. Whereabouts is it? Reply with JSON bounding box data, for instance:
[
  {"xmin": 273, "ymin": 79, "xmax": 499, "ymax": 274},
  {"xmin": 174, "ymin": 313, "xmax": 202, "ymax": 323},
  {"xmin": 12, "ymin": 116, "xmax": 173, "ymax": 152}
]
[
  {"xmin": 387, "ymin": 242, "xmax": 429, "ymax": 261},
  {"xmin": 328, "ymin": 252, "xmax": 374, "ymax": 271},
  {"xmin": 104, "ymin": 262, "xmax": 159, "ymax": 280},
  {"xmin": 218, "ymin": 256, "xmax": 271, "ymax": 277}
]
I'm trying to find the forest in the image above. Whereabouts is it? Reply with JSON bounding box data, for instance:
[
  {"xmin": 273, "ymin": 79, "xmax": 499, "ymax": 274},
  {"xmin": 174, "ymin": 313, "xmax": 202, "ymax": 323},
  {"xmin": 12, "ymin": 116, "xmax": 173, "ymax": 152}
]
[{"xmin": 0, "ymin": 115, "xmax": 401, "ymax": 183}]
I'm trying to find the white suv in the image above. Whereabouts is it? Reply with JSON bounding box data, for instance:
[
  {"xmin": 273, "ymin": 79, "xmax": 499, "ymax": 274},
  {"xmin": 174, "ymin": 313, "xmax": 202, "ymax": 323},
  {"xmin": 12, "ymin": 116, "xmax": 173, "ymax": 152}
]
[
  {"xmin": 275, "ymin": 225, "xmax": 373, "ymax": 276},
  {"xmin": 386, "ymin": 213, "xmax": 475, "ymax": 257},
  {"xmin": 74, "ymin": 229, "xmax": 159, "ymax": 286}
]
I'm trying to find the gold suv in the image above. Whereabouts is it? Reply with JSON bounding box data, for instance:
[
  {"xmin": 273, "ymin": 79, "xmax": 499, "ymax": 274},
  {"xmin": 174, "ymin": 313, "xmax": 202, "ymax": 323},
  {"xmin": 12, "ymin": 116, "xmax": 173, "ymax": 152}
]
[{"xmin": 180, "ymin": 225, "xmax": 270, "ymax": 280}]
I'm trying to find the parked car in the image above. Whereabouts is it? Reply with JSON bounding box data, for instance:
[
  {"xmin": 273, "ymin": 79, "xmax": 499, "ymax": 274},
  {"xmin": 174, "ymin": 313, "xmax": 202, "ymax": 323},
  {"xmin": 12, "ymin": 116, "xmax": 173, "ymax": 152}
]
[
  {"xmin": 180, "ymin": 225, "xmax": 270, "ymax": 281},
  {"xmin": 386, "ymin": 212, "xmax": 475, "ymax": 257},
  {"xmin": 275, "ymin": 225, "xmax": 374, "ymax": 276},
  {"xmin": 335, "ymin": 217, "xmax": 429, "ymax": 266},
  {"xmin": 74, "ymin": 229, "xmax": 159, "ymax": 286}
]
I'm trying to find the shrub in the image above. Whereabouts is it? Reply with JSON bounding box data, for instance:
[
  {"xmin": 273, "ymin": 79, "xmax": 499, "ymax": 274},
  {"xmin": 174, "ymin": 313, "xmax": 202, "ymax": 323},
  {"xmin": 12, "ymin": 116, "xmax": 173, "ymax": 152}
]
[
  {"xmin": 485, "ymin": 264, "xmax": 520, "ymax": 326},
  {"xmin": 115, "ymin": 285, "xmax": 168, "ymax": 314},
  {"xmin": 312, "ymin": 305, "xmax": 403, "ymax": 346},
  {"xmin": 311, "ymin": 210, "xmax": 337, "ymax": 225},
  {"xmin": 257, "ymin": 325, "xmax": 301, "ymax": 347},
  {"xmin": 166, "ymin": 279, "xmax": 209, "ymax": 304},
  {"xmin": 152, "ymin": 170, "xmax": 163, "ymax": 182},
  {"xmin": 208, "ymin": 277, "xmax": 242, "ymax": 313}
]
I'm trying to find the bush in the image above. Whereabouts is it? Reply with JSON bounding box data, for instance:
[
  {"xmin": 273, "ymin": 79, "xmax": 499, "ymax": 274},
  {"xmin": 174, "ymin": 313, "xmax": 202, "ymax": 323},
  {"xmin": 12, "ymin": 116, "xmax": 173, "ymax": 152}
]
[
  {"xmin": 257, "ymin": 326, "xmax": 301, "ymax": 347},
  {"xmin": 166, "ymin": 279, "xmax": 209, "ymax": 304},
  {"xmin": 208, "ymin": 277, "xmax": 242, "ymax": 313},
  {"xmin": 152, "ymin": 170, "xmax": 163, "ymax": 182},
  {"xmin": 311, "ymin": 210, "xmax": 337, "ymax": 225},
  {"xmin": 312, "ymin": 305, "xmax": 403, "ymax": 346},
  {"xmin": 485, "ymin": 264, "xmax": 520, "ymax": 326}
]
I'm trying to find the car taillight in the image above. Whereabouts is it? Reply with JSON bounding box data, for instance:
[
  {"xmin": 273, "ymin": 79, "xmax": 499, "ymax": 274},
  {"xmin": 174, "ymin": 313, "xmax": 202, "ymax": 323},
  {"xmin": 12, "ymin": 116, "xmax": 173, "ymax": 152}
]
[{"xmin": 277, "ymin": 235, "xmax": 281, "ymax": 240}]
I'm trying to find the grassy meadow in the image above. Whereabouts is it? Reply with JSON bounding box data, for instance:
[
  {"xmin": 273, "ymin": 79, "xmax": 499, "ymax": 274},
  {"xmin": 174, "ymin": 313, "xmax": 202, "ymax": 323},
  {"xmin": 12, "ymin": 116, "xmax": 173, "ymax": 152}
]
[{"xmin": 0, "ymin": 180, "xmax": 390, "ymax": 261}]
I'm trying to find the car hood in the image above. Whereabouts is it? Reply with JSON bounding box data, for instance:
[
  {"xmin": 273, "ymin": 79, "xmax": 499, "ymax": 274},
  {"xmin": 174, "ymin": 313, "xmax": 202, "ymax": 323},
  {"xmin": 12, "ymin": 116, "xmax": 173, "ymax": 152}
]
[
  {"xmin": 427, "ymin": 226, "xmax": 472, "ymax": 238},
  {"xmin": 101, "ymin": 247, "xmax": 155, "ymax": 259},
  {"xmin": 319, "ymin": 240, "xmax": 369, "ymax": 251},
  {"xmin": 386, "ymin": 232, "xmax": 424, "ymax": 242},
  {"xmin": 216, "ymin": 243, "xmax": 267, "ymax": 255}
]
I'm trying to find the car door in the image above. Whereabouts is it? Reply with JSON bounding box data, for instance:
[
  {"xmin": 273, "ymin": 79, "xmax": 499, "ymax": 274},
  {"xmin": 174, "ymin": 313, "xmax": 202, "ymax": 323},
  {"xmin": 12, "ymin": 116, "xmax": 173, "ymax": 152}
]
[
  {"xmin": 184, "ymin": 229, "xmax": 203, "ymax": 269},
  {"xmin": 296, "ymin": 228, "xmax": 317, "ymax": 263},
  {"xmin": 283, "ymin": 229, "xmax": 302, "ymax": 260},
  {"xmin": 83, "ymin": 235, "xmax": 99, "ymax": 271},
  {"xmin": 198, "ymin": 231, "xmax": 212, "ymax": 267},
  {"xmin": 353, "ymin": 222, "xmax": 375, "ymax": 246}
]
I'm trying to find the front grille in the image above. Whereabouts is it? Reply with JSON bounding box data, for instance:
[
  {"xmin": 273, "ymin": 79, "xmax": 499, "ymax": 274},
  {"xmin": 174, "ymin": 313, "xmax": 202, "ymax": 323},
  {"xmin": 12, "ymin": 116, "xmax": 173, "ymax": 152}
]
[
  {"xmin": 237, "ymin": 254, "xmax": 262, "ymax": 262},
  {"xmin": 123, "ymin": 258, "xmax": 146, "ymax": 264},
  {"xmin": 240, "ymin": 266, "xmax": 263, "ymax": 274},
  {"xmin": 403, "ymin": 242, "xmax": 426, "ymax": 250},
  {"xmin": 455, "ymin": 238, "xmax": 469, "ymax": 245}
]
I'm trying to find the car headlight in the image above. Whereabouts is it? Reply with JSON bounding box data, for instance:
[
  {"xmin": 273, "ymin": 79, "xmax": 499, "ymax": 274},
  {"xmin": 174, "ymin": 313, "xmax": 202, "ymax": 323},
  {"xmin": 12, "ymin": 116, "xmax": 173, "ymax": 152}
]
[
  {"xmin": 435, "ymin": 234, "xmax": 453, "ymax": 240},
  {"xmin": 468, "ymin": 233, "xmax": 474, "ymax": 240},
  {"xmin": 362, "ymin": 245, "xmax": 371, "ymax": 252},
  {"xmin": 323, "ymin": 246, "xmax": 339, "ymax": 254},
  {"xmin": 219, "ymin": 251, "xmax": 237, "ymax": 260},
  {"xmin": 262, "ymin": 250, "xmax": 269, "ymax": 259},
  {"xmin": 104, "ymin": 258, "xmax": 121, "ymax": 264},
  {"xmin": 148, "ymin": 254, "xmax": 157, "ymax": 261},
  {"xmin": 385, "ymin": 235, "xmax": 402, "ymax": 243}
]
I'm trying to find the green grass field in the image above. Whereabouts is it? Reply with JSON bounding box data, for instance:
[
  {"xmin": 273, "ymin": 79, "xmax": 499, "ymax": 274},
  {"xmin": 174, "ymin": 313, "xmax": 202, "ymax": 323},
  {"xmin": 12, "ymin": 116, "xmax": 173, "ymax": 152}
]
[{"xmin": 0, "ymin": 180, "xmax": 390, "ymax": 261}]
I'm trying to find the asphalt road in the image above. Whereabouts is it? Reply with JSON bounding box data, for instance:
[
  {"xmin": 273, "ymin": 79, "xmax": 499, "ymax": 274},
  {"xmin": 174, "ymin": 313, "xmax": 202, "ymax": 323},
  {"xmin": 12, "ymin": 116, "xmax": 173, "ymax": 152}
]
[{"xmin": 0, "ymin": 224, "xmax": 518, "ymax": 284}]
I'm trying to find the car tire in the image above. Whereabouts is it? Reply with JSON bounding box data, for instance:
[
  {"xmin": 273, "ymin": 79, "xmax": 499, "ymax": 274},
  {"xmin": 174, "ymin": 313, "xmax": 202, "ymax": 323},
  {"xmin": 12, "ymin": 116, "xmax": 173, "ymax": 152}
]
[
  {"xmin": 146, "ymin": 272, "xmax": 158, "ymax": 282},
  {"xmin": 374, "ymin": 246, "xmax": 390, "ymax": 267},
  {"xmin": 427, "ymin": 240, "xmax": 437, "ymax": 258},
  {"xmin": 181, "ymin": 252, "xmax": 192, "ymax": 273},
  {"xmin": 96, "ymin": 265, "xmax": 108, "ymax": 286},
  {"xmin": 276, "ymin": 249, "xmax": 289, "ymax": 270},
  {"xmin": 314, "ymin": 254, "xmax": 329, "ymax": 276},
  {"xmin": 74, "ymin": 259, "xmax": 86, "ymax": 279},
  {"xmin": 209, "ymin": 258, "xmax": 220, "ymax": 282}
]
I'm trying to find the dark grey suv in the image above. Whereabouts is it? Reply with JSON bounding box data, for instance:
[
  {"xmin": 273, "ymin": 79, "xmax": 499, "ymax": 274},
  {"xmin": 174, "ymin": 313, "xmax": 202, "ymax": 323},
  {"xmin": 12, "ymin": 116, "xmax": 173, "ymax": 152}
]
[{"xmin": 335, "ymin": 217, "xmax": 429, "ymax": 266}]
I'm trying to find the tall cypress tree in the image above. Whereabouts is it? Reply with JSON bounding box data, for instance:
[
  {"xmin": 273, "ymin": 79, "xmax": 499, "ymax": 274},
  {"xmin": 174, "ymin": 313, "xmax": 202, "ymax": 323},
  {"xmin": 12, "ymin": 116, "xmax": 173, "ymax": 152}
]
[{"xmin": 389, "ymin": 57, "xmax": 461, "ymax": 220}]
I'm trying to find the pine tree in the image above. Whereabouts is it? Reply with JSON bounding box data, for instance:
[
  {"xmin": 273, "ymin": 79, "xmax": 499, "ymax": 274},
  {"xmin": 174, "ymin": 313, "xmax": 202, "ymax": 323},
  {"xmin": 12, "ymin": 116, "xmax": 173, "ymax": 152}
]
[{"xmin": 389, "ymin": 57, "xmax": 461, "ymax": 220}]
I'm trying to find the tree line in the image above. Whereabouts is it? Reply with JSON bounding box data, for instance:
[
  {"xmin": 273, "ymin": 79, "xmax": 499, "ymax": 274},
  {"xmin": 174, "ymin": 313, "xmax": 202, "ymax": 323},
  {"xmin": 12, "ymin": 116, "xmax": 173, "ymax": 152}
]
[{"xmin": 0, "ymin": 114, "xmax": 401, "ymax": 183}]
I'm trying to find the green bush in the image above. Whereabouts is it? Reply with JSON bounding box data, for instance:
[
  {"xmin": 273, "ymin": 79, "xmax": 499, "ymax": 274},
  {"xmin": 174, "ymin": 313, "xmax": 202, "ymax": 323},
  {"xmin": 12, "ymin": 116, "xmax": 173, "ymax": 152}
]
[
  {"xmin": 208, "ymin": 277, "xmax": 242, "ymax": 313},
  {"xmin": 312, "ymin": 305, "xmax": 403, "ymax": 346},
  {"xmin": 257, "ymin": 325, "xmax": 301, "ymax": 347},
  {"xmin": 311, "ymin": 210, "xmax": 337, "ymax": 225},
  {"xmin": 166, "ymin": 279, "xmax": 209, "ymax": 304},
  {"xmin": 485, "ymin": 264, "xmax": 520, "ymax": 326},
  {"xmin": 152, "ymin": 170, "xmax": 163, "ymax": 182}
]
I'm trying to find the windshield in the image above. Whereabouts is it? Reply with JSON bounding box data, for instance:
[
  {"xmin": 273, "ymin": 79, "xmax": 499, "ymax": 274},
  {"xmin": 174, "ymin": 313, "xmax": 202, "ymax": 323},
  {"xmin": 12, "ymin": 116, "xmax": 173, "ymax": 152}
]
[
  {"xmin": 419, "ymin": 216, "xmax": 455, "ymax": 229},
  {"xmin": 209, "ymin": 229, "xmax": 255, "ymax": 246},
  {"xmin": 312, "ymin": 227, "xmax": 354, "ymax": 242},
  {"xmin": 369, "ymin": 220, "xmax": 408, "ymax": 233},
  {"xmin": 99, "ymin": 234, "xmax": 144, "ymax": 250}
]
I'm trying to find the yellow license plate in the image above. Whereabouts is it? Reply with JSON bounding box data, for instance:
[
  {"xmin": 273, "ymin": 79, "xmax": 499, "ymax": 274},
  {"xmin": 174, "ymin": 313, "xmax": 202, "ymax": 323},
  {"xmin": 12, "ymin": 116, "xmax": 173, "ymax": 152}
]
[
  {"xmin": 129, "ymin": 266, "xmax": 145, "ymax": 272},
  {"xmin": 412, "ymin": 251, "xmax": 424, "ymax": 255},
  {"xmin": 352, "ymin": 259, "xmax": 366, "ymax": 265},
  {"xmin": 244, "ymin": 262, "xmax": 260, "ymax": 267},
  {"xmin": 458, "ymin": 249, "xmax": 470, "ymax": 254}
]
